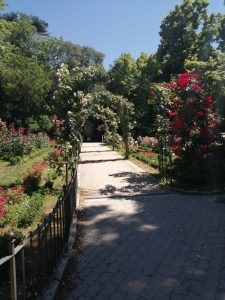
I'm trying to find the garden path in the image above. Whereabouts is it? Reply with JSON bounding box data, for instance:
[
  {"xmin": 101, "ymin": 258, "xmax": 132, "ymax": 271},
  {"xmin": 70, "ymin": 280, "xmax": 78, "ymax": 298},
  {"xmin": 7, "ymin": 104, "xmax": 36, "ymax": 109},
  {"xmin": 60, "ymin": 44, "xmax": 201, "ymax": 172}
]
[{"xmin": 56, "ymin": 142, "xmax": 225, "ymax": 300}]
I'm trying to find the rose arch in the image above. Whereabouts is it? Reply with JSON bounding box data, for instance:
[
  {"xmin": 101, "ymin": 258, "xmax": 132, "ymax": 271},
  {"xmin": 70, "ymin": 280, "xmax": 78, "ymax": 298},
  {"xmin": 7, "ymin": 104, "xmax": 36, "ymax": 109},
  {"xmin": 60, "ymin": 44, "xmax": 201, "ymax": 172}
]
[{"xmin": 52, "ymin": 64, "xmax": 134, "ymax": 159}]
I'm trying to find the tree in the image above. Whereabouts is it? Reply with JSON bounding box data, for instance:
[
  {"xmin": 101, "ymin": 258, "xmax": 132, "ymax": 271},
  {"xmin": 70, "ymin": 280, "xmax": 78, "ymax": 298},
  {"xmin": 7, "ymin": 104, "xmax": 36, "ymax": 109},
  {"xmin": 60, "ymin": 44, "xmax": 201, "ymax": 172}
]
[
  {"xmin": 0, "ymin": 12, "xmax": 48, "ymax": 35},
  {"xmin": 35, "ymin": 37, "xmax": 104, "ymax": 70},
  {"xmin": 0, "ymin": 0, "xmax": 5, "ymax": 10},
  {"xmin": 157, "ymin": 0, "xmax": 208, "ymax": 80},
  {"xmin": 3, "ymin": 16, "xmax": 37, "ymax": 58},
  {"xmin": 0, "ymin": 51, "xmax": 52, "ymax": 123},
  {"xmin": 185, "ymin": 50, "xmax": 225, "ymax": 127},
  {"xmin": 108, "ymin": 53, "xmax": 138, "ymax": 99},
  {"xmin": 0, "ymin": 10, "xmax": 105, "ymax": 126},
  {"xmin": 196, "ymin": 13, "xmax": 224, "ymax": 61}
]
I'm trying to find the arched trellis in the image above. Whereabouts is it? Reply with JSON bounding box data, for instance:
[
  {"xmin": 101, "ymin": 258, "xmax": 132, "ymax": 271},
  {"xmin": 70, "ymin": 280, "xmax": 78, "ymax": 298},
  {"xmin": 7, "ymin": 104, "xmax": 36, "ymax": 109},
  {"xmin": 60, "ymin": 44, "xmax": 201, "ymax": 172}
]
[
  {"xmin": 83, "ymin": 89, "xmax": 134, "ymax": 158},
  {"xmin": 53, "ymin": 64, "xmax": 134, "ymax": 160}
]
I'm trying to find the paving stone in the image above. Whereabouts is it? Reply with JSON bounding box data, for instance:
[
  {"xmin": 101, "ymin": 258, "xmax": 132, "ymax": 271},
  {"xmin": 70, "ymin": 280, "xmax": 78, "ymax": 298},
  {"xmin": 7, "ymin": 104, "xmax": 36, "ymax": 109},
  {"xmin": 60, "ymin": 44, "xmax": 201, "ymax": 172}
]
[
  {"xmin": 189, "ymin": 281, "xmax": 203, "ymax": 295},
  {"xmin": 171, "ymin": 294, "xmax": 184, "ymax": 300},
  {"xmin": 55, "ymin": 143, "xmax": 225, "ymax": 300}
]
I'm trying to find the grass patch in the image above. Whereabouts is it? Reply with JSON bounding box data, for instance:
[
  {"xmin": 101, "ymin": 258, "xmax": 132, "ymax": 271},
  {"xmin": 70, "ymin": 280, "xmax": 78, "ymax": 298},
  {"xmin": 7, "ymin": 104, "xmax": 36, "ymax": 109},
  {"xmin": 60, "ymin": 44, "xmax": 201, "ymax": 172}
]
[
  {"xmin": 0, "ymin": 147, "xmax": 52, "ymax": 187},
  {"xmin": 130, "ymin": 156, "xmax": 159, "ymax": 176},
  {"xmin": 131, "ymin": 152, "xmax": 159, "ymax": 169}
]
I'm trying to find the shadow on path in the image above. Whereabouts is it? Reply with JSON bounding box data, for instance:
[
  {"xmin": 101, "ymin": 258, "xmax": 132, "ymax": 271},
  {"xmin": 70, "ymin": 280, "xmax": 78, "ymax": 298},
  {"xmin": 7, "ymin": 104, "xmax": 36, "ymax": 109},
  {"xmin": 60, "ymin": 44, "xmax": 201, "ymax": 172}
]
[
  {"xmin": 56, "ymin": 193, "xmax": 225, "ymax": 300},
  {"xmin": 100, "ymin": 171, "xmax": 161, "ymax": 196},
  {"xmin": 81, "ymin": 150, "xmax": 112, "ymax": 153},
  {"xmin": 80, "ymin": 158, "xmax": 125, "ymax": 164}
]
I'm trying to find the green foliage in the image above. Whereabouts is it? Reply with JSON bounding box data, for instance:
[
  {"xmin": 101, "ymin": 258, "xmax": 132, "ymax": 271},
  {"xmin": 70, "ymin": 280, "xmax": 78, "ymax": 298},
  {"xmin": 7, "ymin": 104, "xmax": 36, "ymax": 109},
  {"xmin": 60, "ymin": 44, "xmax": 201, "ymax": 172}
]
[
  {"xmin": 104, "ymin": 131, "xmax": 123, "ymax": 148},
  {"xmin": 0, "ymin": 122, "xmax": 50, "ymax": 161},
  {"xmin": 157, "ymin": 0, "xmax": 209, "ymax": 80},
  {"xmin": 45, "ymin": 148, "xmax": 64, "ymax": 175},
  {"xmin": 0, "ymin": 10, "xmax": 104, "ymax": 126},
  {"xmin": 132, "ymin": 153, "xmax": 159, "ymax": 169},
  {"xmin": 44, "ymin": 170, "xmax": 57, "ymax": 190},
  {"xmin": 173, "ymin": 147, "xmax": 225, "ymax": 186},
  {"xmin": 23, "ymin": 161, "xmax": 46, "ymax": 194},
  {"xmin": 185, "ymin": 51, "xmax": 225, "ymax": 124},
  {"xmin": 108, "ymin": 53, "xmax": 138, "ymax": 98},
  {"xmin": 36, "ymin": 37, "xmax": 104, "ymax": 70},
  {"xmin": 27, "ymin": 116, "xmax": 52, "ymax": 133},
  {"xmin": 0, "ymin": 51, "xmax": 52, "ymax": 122},
  {"xmin": 34, "ymin": 133, "xmax": 50, "ymax": 149},
  {"xmin": 0, "ymin": 12, "xmax": 48, "ymax": 35},
  {"xmin": 4, "ymin": 193, "xmax": 43, "ymax": 228}
]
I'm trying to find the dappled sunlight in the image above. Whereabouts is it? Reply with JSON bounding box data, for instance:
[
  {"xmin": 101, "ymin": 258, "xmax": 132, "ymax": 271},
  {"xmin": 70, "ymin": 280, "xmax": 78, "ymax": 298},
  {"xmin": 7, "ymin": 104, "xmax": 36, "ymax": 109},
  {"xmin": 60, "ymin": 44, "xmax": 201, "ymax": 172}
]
[
  {"xmin": 98, "ymin": 232, "xmax": 120, "ymax": 243},
  {"xmin": 63, "ymin": 192, "xmax": 225, "ymax": 299},
  {"xmin": 57, "ymin": 143, "xmax": 225, "ymax": 300},
  {"xmin": 137, "ymin": 224, "xmax": 159, "ymax": 232},
  {"xmin": 84, "ymin": 198, "xmax": 141, "ymax": 227}
]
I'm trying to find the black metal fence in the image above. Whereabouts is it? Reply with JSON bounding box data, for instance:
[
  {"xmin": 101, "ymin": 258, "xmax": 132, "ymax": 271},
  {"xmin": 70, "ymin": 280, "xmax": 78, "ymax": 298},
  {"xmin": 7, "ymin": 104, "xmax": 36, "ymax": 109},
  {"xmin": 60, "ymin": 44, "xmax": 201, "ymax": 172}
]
[
  {"xmin": 159, "ymin": 134, "xmax": 225, "ymax": 189},
  {"xmin": 0, "ymin": 166, "xmax": 78, "ymax": 300}
]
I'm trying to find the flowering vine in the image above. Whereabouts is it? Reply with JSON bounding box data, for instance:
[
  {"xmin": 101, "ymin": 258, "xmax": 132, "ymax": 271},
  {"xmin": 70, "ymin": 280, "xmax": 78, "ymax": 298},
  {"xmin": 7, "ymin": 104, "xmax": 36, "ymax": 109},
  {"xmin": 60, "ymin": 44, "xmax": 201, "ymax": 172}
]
[{"xmin": 151, "ymin": 72, "xmax": 218, "ymax": 160}]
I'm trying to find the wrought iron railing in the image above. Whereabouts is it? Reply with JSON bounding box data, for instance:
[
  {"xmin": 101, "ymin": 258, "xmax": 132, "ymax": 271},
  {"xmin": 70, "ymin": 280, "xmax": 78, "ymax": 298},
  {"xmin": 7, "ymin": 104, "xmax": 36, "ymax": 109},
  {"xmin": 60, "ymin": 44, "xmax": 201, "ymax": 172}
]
[
  {"xmin": 0, "ymin": 166, "xmax": 78, "ymax": 300},
  {"xmin": 159, "ymin": 134, "xmax": 225, "ymax": 189}
]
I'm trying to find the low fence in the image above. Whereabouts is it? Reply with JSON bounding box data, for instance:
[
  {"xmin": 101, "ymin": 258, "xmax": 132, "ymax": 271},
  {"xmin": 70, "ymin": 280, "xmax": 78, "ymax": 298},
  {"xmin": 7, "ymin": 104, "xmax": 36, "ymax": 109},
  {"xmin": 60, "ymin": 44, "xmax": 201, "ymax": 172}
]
[
  {"xmin": 159, "ymin": 135, "xmax": 225, "ymax": 189},
  {"xmin": 0, "ymin": 166, "xmax": 78, "ymax": 300}
]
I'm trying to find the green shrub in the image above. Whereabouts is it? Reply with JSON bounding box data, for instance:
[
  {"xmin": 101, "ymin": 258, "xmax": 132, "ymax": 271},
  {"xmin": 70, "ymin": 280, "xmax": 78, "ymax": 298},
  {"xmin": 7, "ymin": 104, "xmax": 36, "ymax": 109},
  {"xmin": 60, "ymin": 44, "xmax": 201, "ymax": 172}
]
[
  {"xmin": 8, "ymin": 156, "xmax": 22, "ymax": 165},
  {"xmin": 45, "ymin": 148, "xmax": 64, "ymax": 174},
  {"xmin": 23, "ymin": 162, "xmax": 46, "ymax": 194},
  {"xmin": 38, "ymin": 115, "xmax": 52, "ymax": 132},
  {"xmin": 44, "ymin": 170, "xmax": 58, "ymax": 190},
  {"xmin": 0, "ymin": 122, "xmax": 50, "ymax": 161},
  {"xmin": 5, "ymin": 193, "xmax": 43, "ymax": 228},
  {"xmin": 27, "ymin": 115, "xmax": 52, "ymax": 133},
  {"xmin": 27, "ymin": 117, "xmax": 40, "ymax": 132},
  {"xmin": 34, "ymin": 133, "xmax": 50, "ymax": 149},
  {"xmin": 104, "ymin": 131, "xmax": 123, "ymax": 148},
  {"xmin": 132, "ymin": 153, "xmax": 159, "ymax": 168}
]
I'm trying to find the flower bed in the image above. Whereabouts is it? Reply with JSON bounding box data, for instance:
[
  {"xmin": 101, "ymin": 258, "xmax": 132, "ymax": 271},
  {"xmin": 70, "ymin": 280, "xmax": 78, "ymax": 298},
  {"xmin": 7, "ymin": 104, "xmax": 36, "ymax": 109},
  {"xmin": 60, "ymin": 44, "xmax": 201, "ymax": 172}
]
[
  {"xmin": 0, "ymin": 120, "xmax": 50, "ymax": 164},
  {"xmin": 0, "ymin": 148, "xmax": 65, "ymax": 230}
]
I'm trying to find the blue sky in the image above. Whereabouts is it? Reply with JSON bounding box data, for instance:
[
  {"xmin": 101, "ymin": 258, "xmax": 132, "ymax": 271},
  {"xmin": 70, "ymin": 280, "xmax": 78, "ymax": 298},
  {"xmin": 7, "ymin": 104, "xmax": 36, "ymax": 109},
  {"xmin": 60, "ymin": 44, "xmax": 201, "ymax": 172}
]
[{"xmin": 3, "ymin": 0, "xmax": 225, "ymax": 68}]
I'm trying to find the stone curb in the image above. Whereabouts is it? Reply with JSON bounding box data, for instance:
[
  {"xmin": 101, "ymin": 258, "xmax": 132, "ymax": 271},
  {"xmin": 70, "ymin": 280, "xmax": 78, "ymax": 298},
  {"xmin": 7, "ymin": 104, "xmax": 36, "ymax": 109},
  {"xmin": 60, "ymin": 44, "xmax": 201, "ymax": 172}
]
[{"xmin": 165, "ymin": 185, "xmax": 225, "ymax": 195}]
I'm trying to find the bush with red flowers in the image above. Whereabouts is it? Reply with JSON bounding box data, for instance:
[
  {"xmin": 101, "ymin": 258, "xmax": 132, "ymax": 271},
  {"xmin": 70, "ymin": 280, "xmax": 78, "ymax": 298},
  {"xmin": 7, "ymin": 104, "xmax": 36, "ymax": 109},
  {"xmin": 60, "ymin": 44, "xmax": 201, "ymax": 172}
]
[
  {"xmin": 23, "ymin": 161, "xmax": 46, "ymax": 194},
  {"xmin": 151, "ymin": 72, "xmax": 221, "ymax": 186},
  {"xmin": 45, "ymin": 148, "xmax": 64, "ymax": 174},
  {"xmin": 0, "ymin": 120, "xmax": 50, "ymax": 162},
  {"xmin": 0, "ymin": 186, "xmax": 25, "ymax": 219},
  {"xmin": 168, "ymin": 72, "xmax": 217, "ymax": 159}
]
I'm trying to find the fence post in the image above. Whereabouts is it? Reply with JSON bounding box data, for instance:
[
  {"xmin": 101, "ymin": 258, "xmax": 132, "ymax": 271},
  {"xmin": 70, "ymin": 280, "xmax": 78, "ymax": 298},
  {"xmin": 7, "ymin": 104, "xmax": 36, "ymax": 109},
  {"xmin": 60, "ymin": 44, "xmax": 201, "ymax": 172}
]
[
  {"xmin": 65, "ymin": 162, "xmax": 68, "ymax": 186},
  {"xmin": 7, "ymin": 231, "xmax": 17, "ymax": 300}
]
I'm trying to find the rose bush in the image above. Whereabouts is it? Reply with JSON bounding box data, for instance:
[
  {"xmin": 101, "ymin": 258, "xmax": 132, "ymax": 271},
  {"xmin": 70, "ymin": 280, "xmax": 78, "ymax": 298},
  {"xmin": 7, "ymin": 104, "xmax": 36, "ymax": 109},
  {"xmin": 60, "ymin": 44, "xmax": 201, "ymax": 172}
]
[
  {"xmin": 151, "ymin": 72, "xmax": 217, "ymax": 160},
  {"xmin": 23, "ymin": 161, "xmax": 46, "ymax": 194},
  {"xmin": 0, "ymin": 120, "xmax": 50, "ymax": 161},
  {"xmin": 151, "ymin": 72, "xmax": 220, "ymax": 185},
  {"xmin": 0, "ymin": 186, "xmax": 25, "ymax": 217},
  {"xmin": 137, "ymin": 136, "xmax": 158, "ymax": 151}
]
